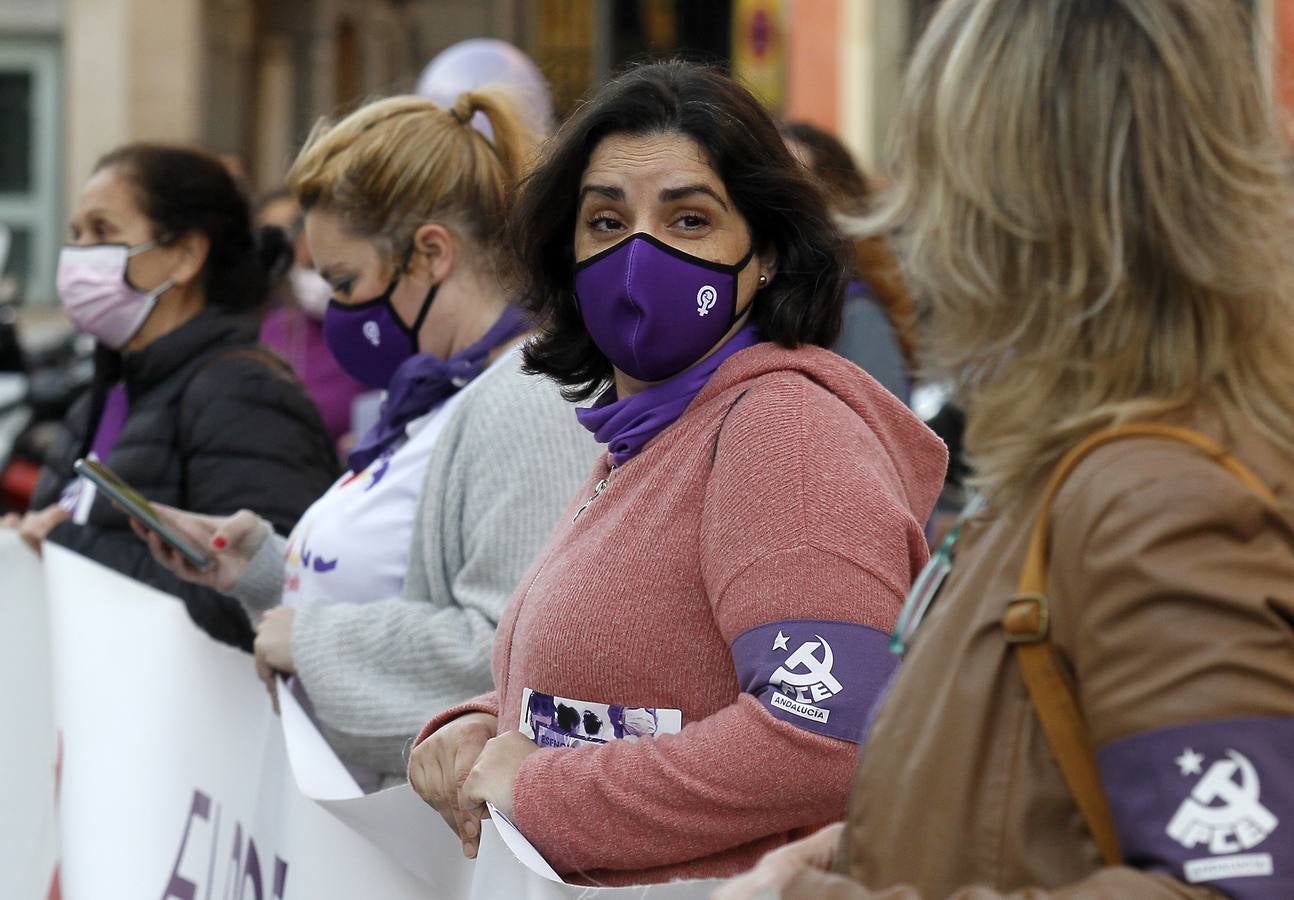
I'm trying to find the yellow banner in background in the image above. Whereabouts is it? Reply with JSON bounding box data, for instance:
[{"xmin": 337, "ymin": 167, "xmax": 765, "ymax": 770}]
[{"xmin": 731, "ymin": 0, "xmax": 789, "ymax": 112}]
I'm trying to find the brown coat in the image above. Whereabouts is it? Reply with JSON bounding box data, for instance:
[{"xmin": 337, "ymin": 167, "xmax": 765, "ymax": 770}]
[{"xmin": 788, "ymin": 411, "xmax": 1294, "ymax": 898}]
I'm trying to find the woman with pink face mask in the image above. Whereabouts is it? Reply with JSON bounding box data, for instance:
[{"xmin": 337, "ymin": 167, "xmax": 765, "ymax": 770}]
[{"xmin": 3, "ymin": 144, "xmax": 338, "ymax": 650}]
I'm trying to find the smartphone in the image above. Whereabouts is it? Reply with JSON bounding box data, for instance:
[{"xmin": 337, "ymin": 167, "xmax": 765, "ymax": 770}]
[{"xmin": 72, "ymin": 458, "xmax": 213, "ymax": 571}]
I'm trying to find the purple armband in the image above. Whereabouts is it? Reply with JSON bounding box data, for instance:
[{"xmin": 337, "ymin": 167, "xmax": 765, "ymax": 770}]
[
  {"xmin": 730, "ymin": 619, "xmax": 897, "ymax": 743},
  {"xmin": 1097, "ymin": 716, "xmax": 1294, "ymax": 898}
]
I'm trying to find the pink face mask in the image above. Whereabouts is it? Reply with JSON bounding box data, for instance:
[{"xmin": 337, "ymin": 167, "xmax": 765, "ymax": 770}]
[
  {"xmin": 56, "ymin": 242, "xmax": 174, "ymax": 350},
  {"xmin": 289, "ymin": 266, "xmax": 333, "ymax": 321}
]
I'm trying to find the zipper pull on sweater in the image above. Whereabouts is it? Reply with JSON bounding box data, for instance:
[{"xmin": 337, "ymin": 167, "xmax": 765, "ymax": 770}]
[{"xmin": 572, "ymin": 467, "xmax": 615, "ymax": 523}]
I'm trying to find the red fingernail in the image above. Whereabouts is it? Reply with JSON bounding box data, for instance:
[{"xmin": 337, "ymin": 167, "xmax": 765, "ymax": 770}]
[{"xmin": 212, "ymin": 537, "xmax": 228, "ymax": 549}]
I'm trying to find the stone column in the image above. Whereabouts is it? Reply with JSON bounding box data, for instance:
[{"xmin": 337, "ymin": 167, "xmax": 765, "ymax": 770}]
[{"xmin": 64, "ymin": 0, "xmax": 203, "ymax": 199}]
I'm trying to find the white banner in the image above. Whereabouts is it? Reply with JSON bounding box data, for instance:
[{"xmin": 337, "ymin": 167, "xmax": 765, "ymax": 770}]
[
  {"xmin": 2, "ymin": 540, "xmax": 720, "ymax": 900},
  {"xmin": 0, "ymin": 532, "xmax": 59, "ymax": 900}
]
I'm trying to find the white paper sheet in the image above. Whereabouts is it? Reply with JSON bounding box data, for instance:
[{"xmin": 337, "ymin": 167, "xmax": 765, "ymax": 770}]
[{"xmin": 487, "ymin": 802, "xmax": 564, "ymax": 883}]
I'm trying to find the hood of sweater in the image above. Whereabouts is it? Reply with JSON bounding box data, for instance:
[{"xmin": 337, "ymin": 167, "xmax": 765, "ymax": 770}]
[{"xmin": 692, "ymin": 341, "xmax": 948, "ymax": 524}]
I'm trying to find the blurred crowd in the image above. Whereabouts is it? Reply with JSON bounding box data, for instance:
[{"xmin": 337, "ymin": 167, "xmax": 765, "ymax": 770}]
[{"xmin": 4, "ymin": 1, "xmax": 1293, "ymax": 898}]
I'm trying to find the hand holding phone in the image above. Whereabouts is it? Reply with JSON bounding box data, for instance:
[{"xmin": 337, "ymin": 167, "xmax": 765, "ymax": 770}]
[
  {"xmin": 73, "ymin": 459, "xmax": 272, "ymax": 592},
  {"xmin": 139, "ymin": 504, "xmax": 270, "ymax": 593},
  {"xmin": 74, "ymin": 458, "xmax": 215, "ymax": 571}
]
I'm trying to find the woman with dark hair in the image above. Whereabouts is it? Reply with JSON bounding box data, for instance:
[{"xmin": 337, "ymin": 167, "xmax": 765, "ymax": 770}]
[
  {"xmin": 5, "ymin": 143, "xmax": 338, "ymax": 649},
  {"xmin": 782, "ymin": 121, "xmax": 916, "ymax": 400},
  {"xmin": 409, "ymin": 61, "xmax": 947, "ymax": 884}
]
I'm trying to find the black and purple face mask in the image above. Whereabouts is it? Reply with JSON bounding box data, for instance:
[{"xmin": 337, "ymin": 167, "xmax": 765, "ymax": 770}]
[
  {"xmin": 574, "ymin": 233, "xmax": 755, "ymax": 382},
  {"xmin": 322, "ymin": 271, "xmax": 437, "ymax": 390}
]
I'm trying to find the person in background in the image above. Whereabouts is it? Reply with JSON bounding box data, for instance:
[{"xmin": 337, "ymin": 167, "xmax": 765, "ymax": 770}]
[
  {"xmin": 144, "ymin": 91, "xmax": 599, "ymax": 789},
  {"xmin": 408, "ymin": 61, "xmax": 947, "ymax": 884},
  {"xmin": 255, "ymin": 188, "xmax": 366, "ymax": 448},
  {"xmin": 719, "ymin": 1, "xmax": 1294, "ymax": 897},
  {"xmin": 2, "ymin": 143, "xmax": 338, "ymax": 650},
  {"xmin": 783, "ymin": 121, "xmax": 915, "ymax": 403},
  {"xmin": 415, "ymin": 37, "xmax": 554, "ymax": 139}
]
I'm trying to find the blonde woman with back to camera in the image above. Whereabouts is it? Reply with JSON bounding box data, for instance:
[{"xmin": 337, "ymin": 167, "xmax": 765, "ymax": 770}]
[
  {"xmin": 720, "ymin": 1, "xmax": 1294, "ymax": 898},
  {"xmin": 145, "ymin": 92, "xmax": 598, "ymax": 790}
]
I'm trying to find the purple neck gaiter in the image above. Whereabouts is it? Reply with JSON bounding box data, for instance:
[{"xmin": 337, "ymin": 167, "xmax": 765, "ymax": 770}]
[
  {"xmin": 576, "ymin": 324, "xmax": 762, "ymax": 467},
  {"xmin": 347, "ymin": 305, "xmax": 531, "ymax": 473},
  {"xmin": 90, "ymin": 383, "xmax": 130, "ymax": 461}
]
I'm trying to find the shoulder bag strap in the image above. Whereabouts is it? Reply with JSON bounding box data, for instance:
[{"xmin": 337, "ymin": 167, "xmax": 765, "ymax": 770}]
[
  {"xmin": 201, "ymin": 346, "xmax": 297, "ymax": 382},
  {"xmin": 1001, "ymin": 423, "xmax": 1275, "ymax": 866}
]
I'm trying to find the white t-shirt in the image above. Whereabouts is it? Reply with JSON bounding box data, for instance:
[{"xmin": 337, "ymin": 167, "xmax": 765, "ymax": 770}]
[{"xmin": 280, "ymin": 365, "xmax": 486, "ymax": 608}]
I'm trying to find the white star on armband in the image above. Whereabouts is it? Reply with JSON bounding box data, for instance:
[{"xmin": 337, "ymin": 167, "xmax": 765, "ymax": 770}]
[
  {"xmin": 1175, "ymin": 747, "xmax": 1204, "ymax": 776},
  {"xmin": 772, "ymin": 631, "xmax": 790, "ymax": 652}
]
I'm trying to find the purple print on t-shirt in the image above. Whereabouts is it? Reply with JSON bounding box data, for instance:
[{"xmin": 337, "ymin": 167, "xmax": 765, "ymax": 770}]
[
  {"xmin": 731, "ymin": 619, "xmax": 897, "ymax": 743},
  {"xmin": 1097, "ymin": 716, "xmax": 1293, "ymax": 898}
]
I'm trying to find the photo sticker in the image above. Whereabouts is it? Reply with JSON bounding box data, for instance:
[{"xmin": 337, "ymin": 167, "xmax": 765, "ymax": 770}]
[{"xmin": 519, "ymin": 689, "xmax": 682, "ymax": 749}]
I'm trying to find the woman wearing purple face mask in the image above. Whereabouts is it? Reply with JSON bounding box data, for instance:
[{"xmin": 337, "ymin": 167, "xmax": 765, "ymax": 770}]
[
  {"xmin": 7, "ymin": 144, "xmax": 339, "ymax": 651},
  {"xmin": 408, "ymin": 61, "xmax": 948, "ymax": 885},
  {"xmin": 143, "ymin": 93, "xmax": 598, "ymax": 791}
]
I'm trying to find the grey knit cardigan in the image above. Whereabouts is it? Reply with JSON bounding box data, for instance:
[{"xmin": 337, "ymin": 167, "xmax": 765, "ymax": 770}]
[{"xmin": 231, "ymin": 352, "xmax": 600, "ymax": 783}]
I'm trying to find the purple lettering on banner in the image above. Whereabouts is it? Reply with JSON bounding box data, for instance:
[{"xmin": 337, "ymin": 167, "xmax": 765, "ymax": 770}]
[
  {"xmin": 158, "ymin": 788, "xmax": 288, "ymax": 900},
  {"xmin": 161, "ymin": 789, "xmax": 211, "ymax": 900},
  {"xmin": 730, "ymin": 620, "xmax": 897, "ymax": 743},
  {"xmin": 1097, "ymin": 716, "xmax": 1294, "ymax": 899},
  {"xmin": 272, "ymin": 858, "xmax": 288, "ymax": 900},
  {"xmin": 225, "ymin": 822, "xmax": 243, "ymax": 900},
  {"xmin": 240, "ymin": 838, "xmax": 263, "ymax": 900},
  {"xmin": 205, "ymin": 801, "xmax": 220, "ymax": 900}
]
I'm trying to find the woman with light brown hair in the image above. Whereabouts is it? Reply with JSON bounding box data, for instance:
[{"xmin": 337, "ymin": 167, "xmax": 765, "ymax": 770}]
[
  {"xmin": 719, "ymin": 1, "xmax": 1294, "ymax": 897},
  {"xmin": 141, "ymin": 92, "xmax": 597, "ymax": 788}
]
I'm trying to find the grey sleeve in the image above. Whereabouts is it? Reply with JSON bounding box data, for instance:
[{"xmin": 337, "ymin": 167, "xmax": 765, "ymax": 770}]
[
  {"xmin": 833, "ymin": 297, "xmax": 910, "ymax": 405},
  {"xmin": 289, "ymin": 366, "xmax": 598, "ymax": 778},
  {"xmin": 228, "ymin": 528, "xmax": 287, "ymax": 620}
]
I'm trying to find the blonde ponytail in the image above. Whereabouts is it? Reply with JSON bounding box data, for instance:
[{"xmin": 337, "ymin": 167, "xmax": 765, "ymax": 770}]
[
  {"xmin": 286, "ymin": 90, "xmax": 537, "ymax": 259},
  {"xmin": 447, "ymin": 89, "xmax": 532, "ymax": 189}
]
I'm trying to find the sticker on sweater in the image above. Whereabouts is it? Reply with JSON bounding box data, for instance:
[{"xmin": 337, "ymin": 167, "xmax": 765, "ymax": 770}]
[
  {"xmin": 519, "ymin": 688, "xmax": 682, "ymax": 749},
  {"xmin": 61, "ymin": 451, "xmax": 102, "ymax": 525},
  {"xmin": 1097, "ymin": 716, "xmax": 1293, "ymax": 897},
  {"xmin": 731, "ymin": 620, "xmax": 898, "ymax": 743}
]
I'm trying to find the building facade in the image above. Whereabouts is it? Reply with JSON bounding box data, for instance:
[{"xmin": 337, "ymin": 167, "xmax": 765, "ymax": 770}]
[{"xmin": 0, "ymin": 0, "xmax": 1286, "ymax": 307}]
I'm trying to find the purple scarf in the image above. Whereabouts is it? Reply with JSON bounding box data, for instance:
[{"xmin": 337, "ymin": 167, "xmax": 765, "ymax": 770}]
[
  {"xmin": 90, "ymin": 383, "xmax": 130, "ymax": 461},
  {"xmin": 576, "ymin": 325, "xmax": 762, "ymax": 466},
  {"xmin": 347, "ymin": 305, "xmax": 531, "ymax": 472}
]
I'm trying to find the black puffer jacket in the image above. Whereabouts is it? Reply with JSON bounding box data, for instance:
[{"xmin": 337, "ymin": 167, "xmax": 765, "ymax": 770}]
[{"xmin": 33, "ymin": 307, "xmax": 339, "ymax": 650}]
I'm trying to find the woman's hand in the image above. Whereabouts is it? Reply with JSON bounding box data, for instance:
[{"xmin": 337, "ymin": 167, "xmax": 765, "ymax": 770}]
[
  {"xmin": 253, "ymin": 607, "xmax": 295, "ymax": 713},
  {"xmin": 712, "ymin": 822, "xmax": 847, "ymax": 900},
  {"xmin": 408, "ymin": 713, "xmax": 500, "ymax": 857},
  {"xmin": 133, "ymin": 505, "xmax": 267, "ymax": 592},
  {"xmin": 2, "ymin": 504, "xmax": 71, "ymax": 555},
  {"xmin": 459, "ymin": 730, "xmax": 540, "ymax": 857}
]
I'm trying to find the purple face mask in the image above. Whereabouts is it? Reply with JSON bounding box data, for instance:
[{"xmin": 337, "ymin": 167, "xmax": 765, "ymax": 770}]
[
  {"xmin": 323, "ymin": 270, "xmax": 438, "ymax": 389},
  {"xmin": 574, "ymin": 233, "xmax": 756, "ymax": 382}
]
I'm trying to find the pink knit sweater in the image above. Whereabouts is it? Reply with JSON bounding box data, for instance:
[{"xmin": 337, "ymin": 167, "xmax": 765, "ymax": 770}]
[{"xmin": 415, "ymin": 343, "xmax": 947, "ymax": 885}]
